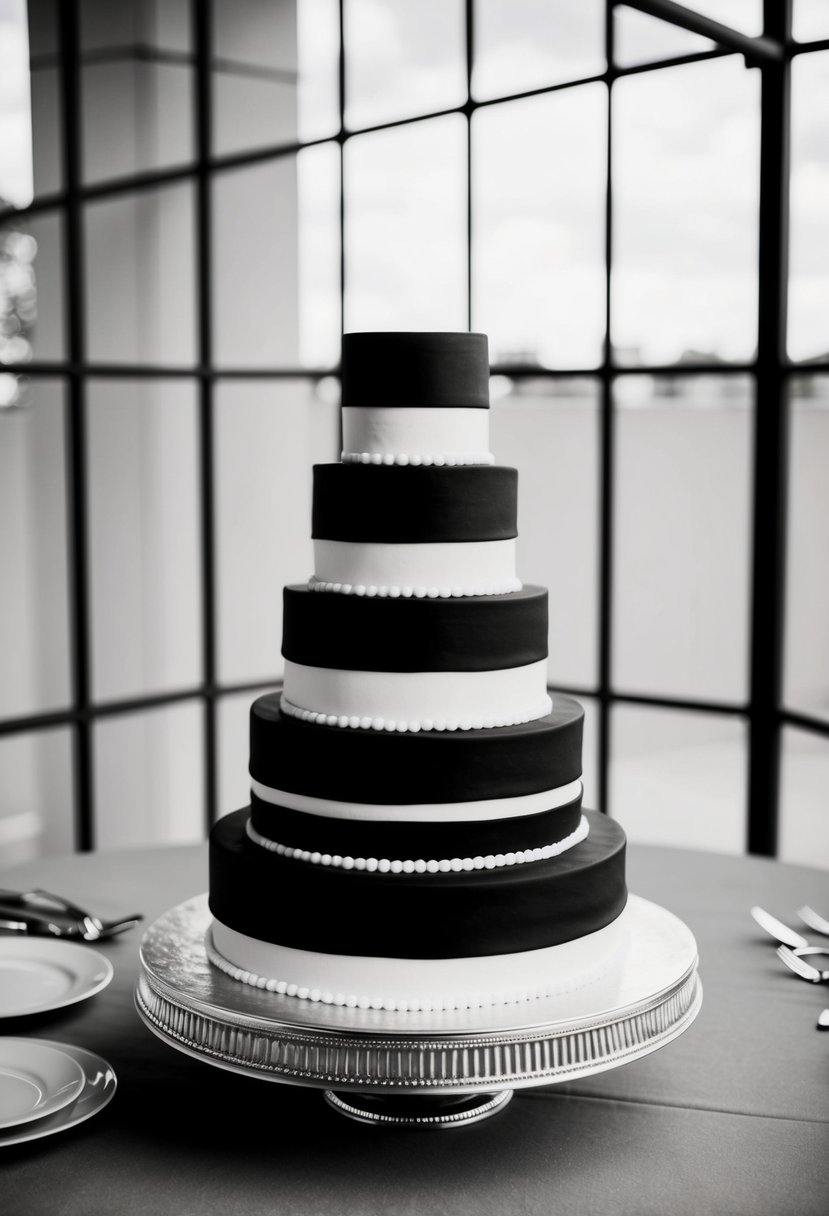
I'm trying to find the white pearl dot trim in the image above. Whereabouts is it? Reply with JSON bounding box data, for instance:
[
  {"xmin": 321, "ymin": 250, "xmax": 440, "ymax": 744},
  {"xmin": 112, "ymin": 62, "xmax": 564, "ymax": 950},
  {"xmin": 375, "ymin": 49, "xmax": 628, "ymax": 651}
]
[
  {"xmin": 341, "ymin": 451, "xmax": 495, "ymax": 467},
  {"xmin": 279, "ymin": 693, "xmax": 554, "ymax": 733},
  {"xmin": 307, "ymin": 576, "xmax": 522, "ymax": 598},
  {"xmin": 246, "ymin": 815, "xmax": 589, "ymax": 871},
  {"xmin": 205, "ymin": 928, "xmax": 613, "ymax": 1013}
]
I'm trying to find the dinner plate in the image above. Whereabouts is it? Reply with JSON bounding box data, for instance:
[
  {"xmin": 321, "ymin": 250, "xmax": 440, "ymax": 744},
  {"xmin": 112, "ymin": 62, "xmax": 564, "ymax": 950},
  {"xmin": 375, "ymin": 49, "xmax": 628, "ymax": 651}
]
[
  {"xmin": 0, "ymin": 938, "xmax": 113, "ymax": 1018},
  {"xmin": 0, "ymin": 1042, "xmax": 116, "ymax": 1147},
  {"xmin": 0, "ymin": 1040, "xmax": 85, "ymax": 1129}
]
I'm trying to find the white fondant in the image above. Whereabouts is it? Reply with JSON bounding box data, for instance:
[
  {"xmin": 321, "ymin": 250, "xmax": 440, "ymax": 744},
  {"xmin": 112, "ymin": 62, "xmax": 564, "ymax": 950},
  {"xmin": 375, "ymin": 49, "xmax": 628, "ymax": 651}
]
[
  {"xmin": 246, "ymin": 814, "xmax": 589, "ymax": 868},
  {"xmin": 311, "ymin": 539, "xmax": 520, "ymax": 599},
  {"xmin": 207, "ymin": 905, "xmax": 630, "ymax": 1013},
  {"xmin": 342, "ymin": 451, "xmax": 494, "ymax": 467},
  {"xmin": 342, "ymin": 407, "xmax": 492, "ymax": 465},
  {"xmin": 281, "ymin": 659, "xmax": 553, "ymax": 733},
  {"xmin": 250, "ymin": 777, "xmax": 583, "ymax": 823}
]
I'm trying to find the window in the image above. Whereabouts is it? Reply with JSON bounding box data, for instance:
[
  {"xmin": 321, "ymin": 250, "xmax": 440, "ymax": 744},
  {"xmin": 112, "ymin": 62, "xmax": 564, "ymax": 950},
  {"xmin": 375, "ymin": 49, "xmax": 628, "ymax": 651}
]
[{"xmin": 1, "ymin": 1, "xmax": 826, "ymax": 866}]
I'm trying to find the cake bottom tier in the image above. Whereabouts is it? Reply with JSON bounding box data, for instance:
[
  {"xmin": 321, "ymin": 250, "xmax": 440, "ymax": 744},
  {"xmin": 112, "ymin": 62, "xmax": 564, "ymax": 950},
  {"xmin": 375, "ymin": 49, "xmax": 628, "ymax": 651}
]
[
  {"xmin": 209, "ymin": 808, "xmax": 627, "ymax": 1003},
  {"xmin": 207, "ymin": 907, "xmax": 631, "ymax": 1013}
]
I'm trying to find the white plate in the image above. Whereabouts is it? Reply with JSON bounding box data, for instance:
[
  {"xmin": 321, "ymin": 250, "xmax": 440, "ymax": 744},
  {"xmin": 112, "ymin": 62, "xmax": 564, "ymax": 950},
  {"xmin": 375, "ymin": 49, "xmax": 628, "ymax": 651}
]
[
  {"xmin": 0, "ymin": 1042, "xmax": 116, "ymax": 1147},
  {"xmin": 0, "ymin": 938, "xmax": 113, "ymax": 1018},
  {"xmin": 0, "ymin": 1040, "xmax": 86, "ymax": 1129}
]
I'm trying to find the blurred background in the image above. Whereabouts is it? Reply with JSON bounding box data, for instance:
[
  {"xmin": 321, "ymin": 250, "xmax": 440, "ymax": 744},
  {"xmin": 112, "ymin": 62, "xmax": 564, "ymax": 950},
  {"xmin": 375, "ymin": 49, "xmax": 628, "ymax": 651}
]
[{"xmin": 0, "ymin": 0, "xmax": 827, "ymax": 868}]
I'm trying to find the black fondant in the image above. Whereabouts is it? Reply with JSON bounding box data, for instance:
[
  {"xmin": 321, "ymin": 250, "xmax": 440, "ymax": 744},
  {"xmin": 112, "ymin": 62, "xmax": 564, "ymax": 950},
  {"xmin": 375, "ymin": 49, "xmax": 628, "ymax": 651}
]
[
  {"xmin": 312, "ymin": 464, "xmax": 517, "ymax": 543},
  {"xmin": 249, "ymin": 790, "xmax": 584, "ymax": 858},
  {"xmin": 209, "ymin": 809, "xmax": 626, "ymax": 959},
  {"xmin": 250, "ymin": 694, "xmax": 583, "ymax": 804},
  {"xmin": 342, "ymin": 332, "xmax": 489, "ymax": 410},
  {"xmin": 282, "ymin": 585, "xmax": 548, "ymax": 673}
]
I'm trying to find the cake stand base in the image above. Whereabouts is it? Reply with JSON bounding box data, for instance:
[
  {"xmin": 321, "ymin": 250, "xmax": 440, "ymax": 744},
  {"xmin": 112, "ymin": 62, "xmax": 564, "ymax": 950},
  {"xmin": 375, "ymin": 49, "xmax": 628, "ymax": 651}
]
[
  {"xmin": 135, "ymin": 893, "xmax": 701, "ymax": 1129},
  {"xmin": 323, "ymin": 1087, "xmax": 513, "ymax": 1127}
]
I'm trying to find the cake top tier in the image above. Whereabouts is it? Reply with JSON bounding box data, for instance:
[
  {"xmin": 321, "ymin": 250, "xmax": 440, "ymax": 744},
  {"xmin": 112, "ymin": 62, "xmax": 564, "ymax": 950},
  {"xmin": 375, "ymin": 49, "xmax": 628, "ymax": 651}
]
[{"xmin": 342, "ymin": 332, "xmax": 490, "ymax": 410}]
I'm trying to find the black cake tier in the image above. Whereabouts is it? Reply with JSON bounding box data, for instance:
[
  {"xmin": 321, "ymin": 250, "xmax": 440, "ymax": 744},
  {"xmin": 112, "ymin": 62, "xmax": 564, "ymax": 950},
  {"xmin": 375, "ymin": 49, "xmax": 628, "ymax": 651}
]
[
  {"xmin": 210, "ymin": 808, "xmax": 626, "ymax": 959},
  {"xmin": 282, "ymin": 584, "xmax": 548, "ymax": 673},
  {"xmin": 312, "ymin": 464, "xmax": 517, "ymax": 543},
  {"xmin": 249, "ymin": 788, "xmax": 584, "ymax": 858},
  {"xmin": 249, "ymin": 694, "xmax": 584, "ymax": 804},
  {"xmin": 342, "ymin": 331, "xmax": 489, "ymax": 410}
]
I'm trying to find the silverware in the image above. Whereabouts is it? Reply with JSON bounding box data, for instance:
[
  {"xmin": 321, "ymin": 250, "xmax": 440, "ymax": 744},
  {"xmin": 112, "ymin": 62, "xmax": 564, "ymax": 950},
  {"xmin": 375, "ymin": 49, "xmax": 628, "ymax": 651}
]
[
  {"xmin": 797, "ymin": 906, "xmax": 829, "ymax": 937},
  {"xmin": 750, "ymin": 905, "xmax": 809, "ymax": 949},
  {"xmin": 818, "ymin": 1010, "xmax": 829, "ymax": 1031},
  {"xmin": 0, "ymin": 889, "xmax": 143, "ymax": 941},
  {"xmin": 776, "ymin": 945, "xmax": 829, "ymax": 984}
]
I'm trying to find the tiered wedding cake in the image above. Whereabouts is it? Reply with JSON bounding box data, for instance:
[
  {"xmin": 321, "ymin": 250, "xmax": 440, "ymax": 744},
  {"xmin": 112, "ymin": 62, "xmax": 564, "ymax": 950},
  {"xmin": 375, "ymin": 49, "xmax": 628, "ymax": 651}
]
[{"xmin": 207, "ymin": 332, "xmax": 628, "ymax": 1013}]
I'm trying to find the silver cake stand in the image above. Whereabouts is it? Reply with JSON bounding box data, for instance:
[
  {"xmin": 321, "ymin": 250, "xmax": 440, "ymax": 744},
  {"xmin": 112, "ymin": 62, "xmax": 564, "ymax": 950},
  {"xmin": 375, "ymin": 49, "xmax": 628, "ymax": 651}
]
[{"xmin": 135, "ymin": 893, "xmax": 701, "ymax": 1128}]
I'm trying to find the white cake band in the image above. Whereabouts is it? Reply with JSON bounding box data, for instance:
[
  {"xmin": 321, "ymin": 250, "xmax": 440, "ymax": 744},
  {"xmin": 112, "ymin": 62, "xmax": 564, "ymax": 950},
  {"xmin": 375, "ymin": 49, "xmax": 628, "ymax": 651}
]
[
  {"xmin": 250, "ymin": 777, "xmax": 583, "ymax": 823},
  {"xmin": 207, "ymin": 905, "xmax": 630, "ymax": 1014},
  {"xmin": 246, "ymin": 814, "xmax": 589, "ymax": 871},
  {"xmin": 310, "ymin": 539, "xmax": 520, "ymax": 599},
  {"xmin": 342, "ymin": 406, "xmax": 493, "ymax": 465},
  {"xmin": 281, "ymin": 659, "xmax": 553, "ymax": 733}
]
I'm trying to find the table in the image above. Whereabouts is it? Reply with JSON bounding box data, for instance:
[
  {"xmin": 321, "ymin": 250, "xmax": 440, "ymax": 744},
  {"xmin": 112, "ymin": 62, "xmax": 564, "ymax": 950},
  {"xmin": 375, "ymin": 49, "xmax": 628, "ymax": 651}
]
[{"xmin": 1, "ymin": 841, "xmax": 827, "ymax": 1216}]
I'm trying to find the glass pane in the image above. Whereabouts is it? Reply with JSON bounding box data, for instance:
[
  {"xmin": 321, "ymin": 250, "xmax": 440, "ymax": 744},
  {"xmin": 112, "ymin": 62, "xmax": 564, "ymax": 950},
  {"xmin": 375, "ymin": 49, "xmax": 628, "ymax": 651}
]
[
  {"xmin": 345, "ymin": 115, "xmax": 467, "ymax": 332},
  {"xmin": 81, "ymin": 61, "xmax": 193, "ymax": 185},
  {"xmin": 214, "ymin": 158, "xmax": 296, "ymax": 367},
  {"xmin": 578, "ymin": 694, "xmax": 599, "ymax": 813},
  {"xmin": 614, "ymin": 6, "xmax": 714, "ymax": 69},
  {"xmin": 85, "ymin": 183, "xmax": 196, "ymax": 365},
  {"xmin": 0, "ymin": 729, "xmax": 74, "ymax": 866},
  {"xmin": 95, "ymin": 700, "xmax": 205, "ymax": 849},
  {"xmin": 30, "ymin": 64, "xmax": 61, "ymax": 199},
  {"xmin": 218, "ymin": 692, "xmax": 252, "ymax": 820},
  {"xmin": 474, "ymin": 0, "xmax": 604, "ymax": 101},
  {"xmin": 0, "ymin": 0, "xmax": 33, "ymax": 208},
  {"xmin": 344, "ymin": 0, "xmax": 465, "ymax": 130},
  {"xmin": 28, "ymin": 0, "xmax": 59, "ymax": 55},
  {"xmin": 213, "ymin": 0, "xmax": 339, "ymax": 156},
  {"xmin": 780, "ymin": 727, "xmax": 829, "ymax": 870},
  {"xmin": 0, "ymin": 379, "xmax": 70, "ymax": 718},
  {"xmin": 215, "ymin": 378, "xmax": 339, "ymax": 684},
  {"xmin": 613, "ymin": 375, "xmax": 752, "ymax": 701},
  {"xmin": 298, "ymin": 142, "xmax": 341, "ymax": 368},
  {"xmin": 29, "ymin": 1, "xmax": 61, "ymax": 198},
  {"xmin": 87, "ymin": 379, "xmax": 202, "ymax": 701},
  {"xmin": 490, "ymin": 377, "xmax": 599, "ymax": 688},
  {"xmin": 473, "ymin": 86, "xmax": 606, "ymax": 369},
  {"xmin": 79, "ymin": 0, "xmax": 190, "ymax": 53},
  {"xmin": 784, "ymin": 378, "xmax": 829, "ymax": 723},
  {"xmin": 298, "ymin": 0, "xmax": 340, "ymax": 142},
  {"xmin": 611, "ymin": 704, "xmax": 747, "ymax": 853},
  {"xmin": 1, "ymin": 211, "xmax": 65, "ymax": 362},
  {"xmin": 613, "ymin": 57, "xmax": 759, "ymax": 366},
  {"xmin": 794, "ymin": 0, "xmax": 829, "ymax": 41},
  {"xmin": 788, "ymin": 51, "xmax": 829, "ymax": 363}
]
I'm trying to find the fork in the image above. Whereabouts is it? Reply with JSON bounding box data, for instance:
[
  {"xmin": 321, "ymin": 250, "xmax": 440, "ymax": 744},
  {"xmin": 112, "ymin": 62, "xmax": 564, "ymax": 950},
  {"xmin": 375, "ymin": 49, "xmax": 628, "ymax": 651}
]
[
  {"xmin": 797, "ymin": 906, "xmax": 829, "ymax": 938},
  {"xmin": 0, "ymin": 888, "xmax": 143, "ymax": 941},
  {"xmin": 776, "ymin": 945, "xmax": 829, "ymax": 984}
]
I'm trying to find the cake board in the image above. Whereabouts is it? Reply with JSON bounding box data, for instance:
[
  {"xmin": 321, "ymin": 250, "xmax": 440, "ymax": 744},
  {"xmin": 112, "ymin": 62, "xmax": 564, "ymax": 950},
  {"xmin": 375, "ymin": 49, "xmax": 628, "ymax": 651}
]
[{"xmin": 135, "ymin": 893, "xmax": 701, "ymax": 1127}]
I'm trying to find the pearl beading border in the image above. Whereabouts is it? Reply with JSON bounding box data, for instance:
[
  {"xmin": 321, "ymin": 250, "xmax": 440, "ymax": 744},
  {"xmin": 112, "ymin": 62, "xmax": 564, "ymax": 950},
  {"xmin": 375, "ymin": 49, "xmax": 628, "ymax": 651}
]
[
  {"xmin": 245, "ymin": 814, "xmax": 589, "ymax": 872},
  {"xmin": 341, "ymin": 451, "xmax": 495, "ymax": 467},
  {"xmin": 279, "ymin": 693, "xmax": 554, "ymax": 734},
  {"xmin": 204, "ymin": 922, "xmax": 613, "ymax": 1014},
  {"xmin": 307, "ymin": 576, "xmax": 523, "ymax": 598}
]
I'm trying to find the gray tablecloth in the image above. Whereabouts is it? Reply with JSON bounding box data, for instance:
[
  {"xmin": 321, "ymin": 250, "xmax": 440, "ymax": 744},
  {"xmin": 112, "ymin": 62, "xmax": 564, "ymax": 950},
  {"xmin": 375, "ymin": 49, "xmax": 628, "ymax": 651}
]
[{"xmin": 1, "ymin": 842, "xmax": 828, "ymax": 1215}]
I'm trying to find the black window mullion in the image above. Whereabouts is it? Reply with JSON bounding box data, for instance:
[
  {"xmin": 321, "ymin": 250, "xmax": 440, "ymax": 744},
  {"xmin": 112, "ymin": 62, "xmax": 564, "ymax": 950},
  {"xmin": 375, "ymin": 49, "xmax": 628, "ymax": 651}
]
[
  {"xmin": 59, "ymin": 0, "xmax": 94, "ymax": 852},
  {"xmin": 746, "ymin": 0, "xmax": 792, "ymax": 856},
  {"xmin": 194, "ymin": 0, "xmax": 218, "ymax": 834},
  {"xmin": 597, "ymin": 1, "xmax": 615, "ymax": 816}
]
